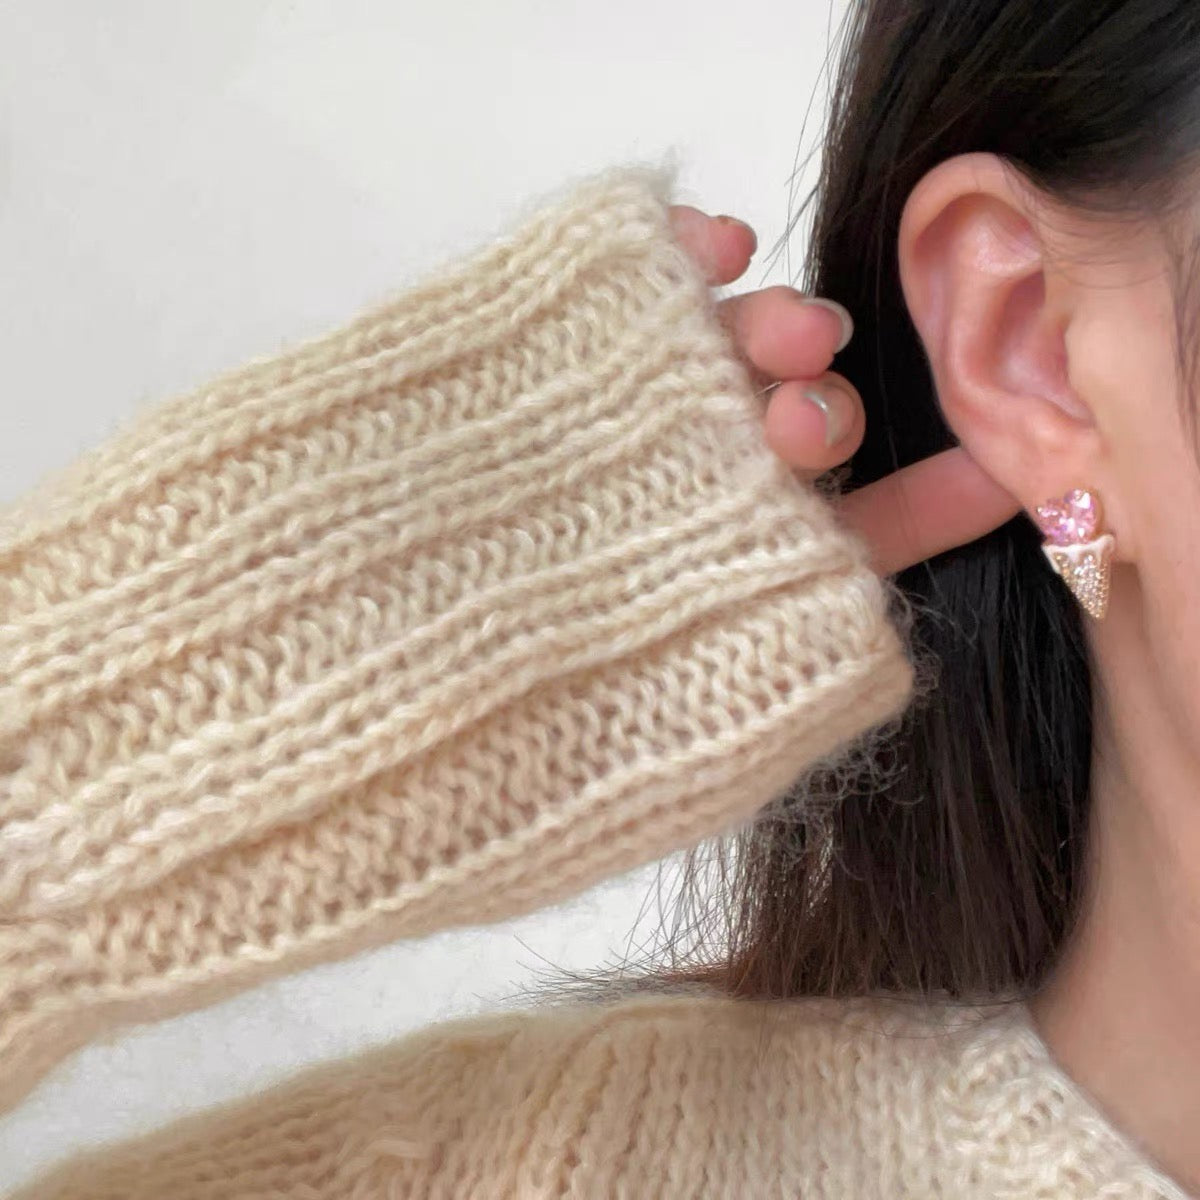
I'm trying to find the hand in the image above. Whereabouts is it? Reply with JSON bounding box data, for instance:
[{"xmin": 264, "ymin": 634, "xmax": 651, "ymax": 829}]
[{"xmin": 668, "ymin": 205, "xmax": 1021, "ymax": 576}]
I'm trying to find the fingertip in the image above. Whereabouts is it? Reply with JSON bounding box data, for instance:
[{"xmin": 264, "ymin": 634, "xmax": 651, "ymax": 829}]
[
  {"xmin": 763, "ymin": 384, "xmax": 822, "ymax": 464},
  {"xmin": 667, "ymin": 206, "xmax": 753, "ymax": 285},
  {"xmin": 707, "ymin": 217, "xmax": 756, "ymax": 284},
  {"xmin": 714, "ymin": 214, "xmax": 758, "ymax": 256},
  {"xmin": 763, "ymin": 380, "xmax": 864, "ymax": 470},
  {"xmin": 799, "ymin": 297, "xmax": 853, "ymax": 353}
]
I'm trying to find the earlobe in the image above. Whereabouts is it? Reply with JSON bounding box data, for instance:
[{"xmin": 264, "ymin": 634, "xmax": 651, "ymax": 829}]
[{"xmin": 896, "ymin": 152, "xmax": 1102, "ymax": 516}]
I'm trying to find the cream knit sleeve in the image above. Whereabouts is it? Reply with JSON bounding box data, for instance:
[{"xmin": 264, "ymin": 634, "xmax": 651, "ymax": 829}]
[{"xmin": 0, "ymin": 160, "xmax": 913, "ymax": 1114}]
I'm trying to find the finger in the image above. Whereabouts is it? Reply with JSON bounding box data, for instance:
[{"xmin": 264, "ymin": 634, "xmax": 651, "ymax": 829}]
[
  {"xmin": 718, "ymin": 287, "xmax": 853, "ymax": 383},
  {"xmin": 763, "ymin": 374, "xmax": 865, "ymax": 472},
  {"xmin": 667, "ymin": 205, "xmax": 756, "ymax": 287},
  {"xmin": 836, "ymin": 446, "xmax": 1022, "ymax": 577}
]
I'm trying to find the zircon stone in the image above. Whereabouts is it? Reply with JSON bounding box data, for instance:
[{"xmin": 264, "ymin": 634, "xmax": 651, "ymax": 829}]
[{"xmin": 1034, "ymin": 488, "xmax": 1100, "ymax": 547}]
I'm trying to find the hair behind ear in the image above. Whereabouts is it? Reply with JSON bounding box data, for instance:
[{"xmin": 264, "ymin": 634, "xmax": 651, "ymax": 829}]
[{"xmin": 537, "ymin": 0, "xmax": 1200, "ymax": 1006}]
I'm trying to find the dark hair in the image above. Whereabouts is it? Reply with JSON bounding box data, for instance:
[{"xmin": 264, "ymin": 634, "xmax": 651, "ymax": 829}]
[{"xmin": 536, "ymin": 0, "xmax": 1200, "ymax": 1008}]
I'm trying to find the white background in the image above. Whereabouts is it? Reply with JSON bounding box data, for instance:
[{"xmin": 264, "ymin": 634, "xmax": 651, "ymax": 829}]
[{"xmin": 0, "ymin": 1, "xmax": 845, "ymax": 1189}]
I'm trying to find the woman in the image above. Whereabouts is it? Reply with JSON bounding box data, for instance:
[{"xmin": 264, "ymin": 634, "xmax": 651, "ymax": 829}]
[{"xmin": 4, "ymin": 0, "xmax": 1199, "ymax": 1195}]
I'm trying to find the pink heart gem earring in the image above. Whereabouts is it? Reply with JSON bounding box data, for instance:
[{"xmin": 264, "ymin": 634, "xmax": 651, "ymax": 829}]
[{"xmin": 1033, "ymin": 487, "xmax": 1115, "ymax": 620}]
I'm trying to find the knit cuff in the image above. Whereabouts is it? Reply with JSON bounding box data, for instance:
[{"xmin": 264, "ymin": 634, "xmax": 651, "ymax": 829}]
[{"xmin": 0, "ymin": 159, "xmax": 913, "ymax": 1112}]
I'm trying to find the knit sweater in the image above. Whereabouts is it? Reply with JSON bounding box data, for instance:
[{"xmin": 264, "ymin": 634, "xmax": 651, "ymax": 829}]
[{"xmin": 0, "ymin": 161, "xmax": 1186, "ymax": 1198}]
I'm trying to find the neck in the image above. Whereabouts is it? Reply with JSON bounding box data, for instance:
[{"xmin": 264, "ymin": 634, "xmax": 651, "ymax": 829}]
[{"xmin": 1031, "ymin": 581, "xmax": 1200, "ymax": 1196}]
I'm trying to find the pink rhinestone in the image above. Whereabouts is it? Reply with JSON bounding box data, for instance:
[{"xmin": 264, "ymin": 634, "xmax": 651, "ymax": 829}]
[{"xmin": 1035, "ymin": 488, "xmax": 1100, "ymax": 546}]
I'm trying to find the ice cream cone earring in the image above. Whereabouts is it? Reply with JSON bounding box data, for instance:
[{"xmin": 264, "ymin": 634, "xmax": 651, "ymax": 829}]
[{"xmin": 1034, "ymin": 488, "xmax": 1115, "ymax": 620}]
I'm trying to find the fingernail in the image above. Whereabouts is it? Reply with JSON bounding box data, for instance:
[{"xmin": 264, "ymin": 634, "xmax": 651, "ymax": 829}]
[
  {"xmin": 800, "ymin": 297, "xmax": 854, "ymax": 353},
  {"xmin": 804, "ymin": 386, "xmax": 849, "ymax": 448},
  {"xmin": 715, "ymin": 214, "xmax": 757, "ymax": 253}
]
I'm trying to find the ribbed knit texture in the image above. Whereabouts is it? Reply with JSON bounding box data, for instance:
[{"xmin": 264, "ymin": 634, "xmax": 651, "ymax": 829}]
[
  {"xmin": 1, "ymin": 160, "xmax": 1190, "ymax": 1199},
  {"xmin": 15, "ymin": 992, "xmax": 1189, "ymax": 1199},
  {"xmin": 0, "ymin": 160, "xmax": 914, "ymax": 1125}
]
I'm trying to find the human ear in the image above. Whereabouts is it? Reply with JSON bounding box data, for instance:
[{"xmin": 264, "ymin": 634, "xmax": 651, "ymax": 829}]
[{"xmin": 896, "ymin": 151, "xmax": 1126, "ymax": 553}]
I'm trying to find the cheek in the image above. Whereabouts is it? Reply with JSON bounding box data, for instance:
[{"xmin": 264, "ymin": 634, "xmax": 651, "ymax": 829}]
[
  {"xmin": 1095, "ymin": 276, "xmax": 1193, "ymax": 565},
  {"xmin": 1089, "ymin": 265, "xmax": 1200, "ymax": 647},
  {"xmin": 1116, "ymin": 382, "xmax": 1200, "ymax": 723}
]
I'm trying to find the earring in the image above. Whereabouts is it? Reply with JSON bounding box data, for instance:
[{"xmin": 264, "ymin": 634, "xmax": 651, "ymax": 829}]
[{"xmin": 1034, "ymin": 488, "xmax": 1115, "ymax": 620}]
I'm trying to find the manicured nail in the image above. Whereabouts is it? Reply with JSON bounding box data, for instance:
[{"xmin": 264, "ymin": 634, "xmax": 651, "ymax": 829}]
[
  {"xmin": 715, "ymin": 214, "xmax": 757, "ymax": 253},
  {"xmin": 801, "ymin": 297, "xmax": 854, "ymax": 352},
  {"xmin": 804, "ymin": 386, "xmax": 849, "ymax": 448}
]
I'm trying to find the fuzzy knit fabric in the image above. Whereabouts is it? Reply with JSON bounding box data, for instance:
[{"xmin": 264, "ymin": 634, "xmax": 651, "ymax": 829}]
[
  {"xmin": 0, "ymin": 159, "xmax": 912, "ymax": 1124},
  {"xmin": 4, "ymin": 159, "xmax": 1186, "ymax": 1199},
  {"xmin": 13, "ymin": 991, "xmax": 1190, "ymax": 1199}
]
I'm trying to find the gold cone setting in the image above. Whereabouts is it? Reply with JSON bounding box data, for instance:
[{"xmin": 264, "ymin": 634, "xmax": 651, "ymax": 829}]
[{"xmin": 1041, "ymin": 534, "xmax": 1114, "ymax": 621}]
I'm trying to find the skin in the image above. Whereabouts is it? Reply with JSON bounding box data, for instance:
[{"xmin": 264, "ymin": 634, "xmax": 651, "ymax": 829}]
[
  {"xmin": 670, "ymin": 153, "xmax": 1200, "ymax": 1192},
  {"xmin": 667, "ymin": 203, "xmax": 1019, "ymax": 573}
]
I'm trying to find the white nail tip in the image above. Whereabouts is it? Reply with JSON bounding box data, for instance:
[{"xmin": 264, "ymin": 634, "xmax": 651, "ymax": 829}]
[
  {"xmin": 804, "ymin": 389, "xmax": 843, "ymax": 448},
  {"xmin": 802, "ymin": 298, "xmax": 854, "ymax": 352}
]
